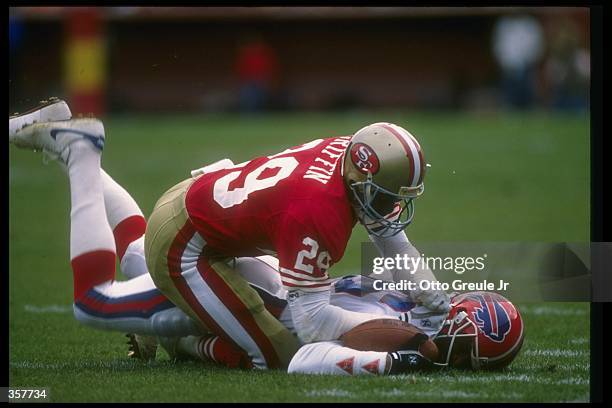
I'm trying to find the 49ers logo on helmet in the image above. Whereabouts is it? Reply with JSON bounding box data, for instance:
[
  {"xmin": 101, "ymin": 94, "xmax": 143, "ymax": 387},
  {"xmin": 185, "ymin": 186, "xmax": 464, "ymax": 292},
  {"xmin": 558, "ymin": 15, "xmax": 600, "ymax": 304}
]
[
  {"xmin": 350, "ymin": 143, "xmax": 380, "ymax": 174},
  {"xmin": 469, "ymin": 293, "xmax": 512, "ymax": 343}
]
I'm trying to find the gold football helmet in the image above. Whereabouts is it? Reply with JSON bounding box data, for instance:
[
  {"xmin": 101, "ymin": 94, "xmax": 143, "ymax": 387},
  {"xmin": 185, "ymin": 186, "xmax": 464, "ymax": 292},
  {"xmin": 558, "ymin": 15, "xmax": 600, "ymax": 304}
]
[{"xmin": 342, "ymin": 122, "xmax": 426, "ymax": 237}]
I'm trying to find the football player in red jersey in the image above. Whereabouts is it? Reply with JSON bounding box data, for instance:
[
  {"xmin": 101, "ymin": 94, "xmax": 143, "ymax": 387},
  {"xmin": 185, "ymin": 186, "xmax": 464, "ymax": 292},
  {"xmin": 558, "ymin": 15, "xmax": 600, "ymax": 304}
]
[
  {"xmin": 143, "ymin": 121, "xmax": 451, "ymax": 369},
  {"xmin": 10, "ymin": 99, "xmax": 450, "ymax": 370}
]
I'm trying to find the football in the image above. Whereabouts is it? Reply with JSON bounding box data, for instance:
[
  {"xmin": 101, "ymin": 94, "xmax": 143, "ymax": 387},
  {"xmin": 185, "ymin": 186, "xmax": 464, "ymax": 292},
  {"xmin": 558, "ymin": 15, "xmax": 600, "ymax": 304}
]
[{"xmin": 340, "ymin": 318, "xmax": 439, "ymax": 362}]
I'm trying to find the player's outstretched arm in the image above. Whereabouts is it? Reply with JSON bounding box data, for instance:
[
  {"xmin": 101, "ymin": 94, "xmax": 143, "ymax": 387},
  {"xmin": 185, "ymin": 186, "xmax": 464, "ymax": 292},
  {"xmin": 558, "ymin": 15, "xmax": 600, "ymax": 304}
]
[{"xmin": 369, "ymin": 230, "xmax": 450, "ymax": 313}]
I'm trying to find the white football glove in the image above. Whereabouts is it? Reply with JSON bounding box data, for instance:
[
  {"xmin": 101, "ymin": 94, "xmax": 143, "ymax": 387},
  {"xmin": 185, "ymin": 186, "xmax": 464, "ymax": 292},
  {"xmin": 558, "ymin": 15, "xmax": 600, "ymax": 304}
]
[{"xmin": 412, "ymin": 288, "xmax": 451, "ymax": 313}]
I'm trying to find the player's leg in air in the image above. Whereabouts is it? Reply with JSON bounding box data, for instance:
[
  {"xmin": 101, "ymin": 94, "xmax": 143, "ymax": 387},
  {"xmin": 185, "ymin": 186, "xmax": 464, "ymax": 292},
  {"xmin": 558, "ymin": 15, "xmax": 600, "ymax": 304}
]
[
  {"xmin": 9, "ymin": 101, "xmax": 278, "ymax": 368},
  {"xmin": 8, "ymin": 103, "xmax": 209, "ymax": 354}
]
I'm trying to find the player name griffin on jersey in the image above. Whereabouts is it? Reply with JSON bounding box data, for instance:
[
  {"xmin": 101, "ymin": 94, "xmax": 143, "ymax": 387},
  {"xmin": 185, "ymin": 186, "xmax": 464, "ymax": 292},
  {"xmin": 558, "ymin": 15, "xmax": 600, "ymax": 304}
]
[{"xmin": 302, "ymin": 137, "xmax": 351, "ymax": 185}]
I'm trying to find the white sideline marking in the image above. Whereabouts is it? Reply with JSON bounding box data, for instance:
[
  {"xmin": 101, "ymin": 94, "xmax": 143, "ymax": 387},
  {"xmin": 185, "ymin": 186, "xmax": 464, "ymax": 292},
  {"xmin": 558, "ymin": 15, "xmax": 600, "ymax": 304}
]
[
  {"xmin": 381, "ymin": 389, "xmax": 525, "ymax": 400},
  {"xmin": 304, "ymin": 389, "xmax": 354, "ymax": 398},
  {"xmin": 569, "ymin": 338, "xmax": 589, "ymax": 345},
  {"xmin": 388, "ymin": 374, "xmax": 434, "ymax": 383},
  {"xmin": 524, "ymin": 349, "xmax": 589, "ymax": 357},
  {"xmin": 556, "ymin": 378, "xmax": 590, "ymax": 385},
  {"xmin": 376, "ymin": 388, "xmax": 408, "ymax": 397},
  {"xmin": 305, "ymin": 388, "xmax": 524, "ymax": 401},
  {"xmin": 447, "ymin": 373, "xmax": 589, "ymax": 386},
  {"xmin": 411, "ymin": 390, "xmax": 495, "ymax": 399},
  {"xmin": 10, "ymin": 359, "xmax": 141, "ymax": 370},
  {"xmin": 376, "ymin": 388, "xmax": 528, "ymax": 401},
  {"xmin": 24, "ymin": 304, "xmax": 72, "ymax": 314},
  {"xmin": 528, "ymin": 362, "xmax": 590, "ymax": 371},
  {"xmin": 519, "ymin": 306, "xmax": 588, "ymax": 316}
]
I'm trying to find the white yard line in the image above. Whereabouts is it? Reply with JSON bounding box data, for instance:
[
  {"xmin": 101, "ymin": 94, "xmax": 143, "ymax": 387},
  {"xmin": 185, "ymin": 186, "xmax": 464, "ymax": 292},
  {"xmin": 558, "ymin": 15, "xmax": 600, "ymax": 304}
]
[
  {"xmin": 529, "ymin": 362, "xmax": 590, "ymax": 371},
  {"xmin": 519, "ymin": 305, "xmax": 588, "ymax": 316},
  {"xmin": 442, "ymin": 373, "xmax": 589, "ymax": 386},
  {"xmin": 524, "ymin": 349, "xmax": 589, "ymax": 357},
  {"xmin": 23, "ymin": 304, "xmax": 73, "ymax": 314},
  {"xmin": 304, "ymin": 389, "xmax": 355, "ymax": 398},
  {"xmin": 10, "ymin": 360, "xmax": 139, "ymax": 370}
]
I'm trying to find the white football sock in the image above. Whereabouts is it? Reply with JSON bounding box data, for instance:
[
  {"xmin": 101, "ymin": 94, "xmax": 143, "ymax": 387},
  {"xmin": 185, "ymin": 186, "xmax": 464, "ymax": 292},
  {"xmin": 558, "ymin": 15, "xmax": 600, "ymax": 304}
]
[
  {"xmin": 100, "ymin": 169, "xmax": 144, "ymax": 230},
  {"xmin": 176, "ymin": 336, "xmax": 206, "ymax": 361},
  {"xmin": 100, "ymin": 169, "xmax": 147, "ymax": 273},
  {"xmin": 120, "ymin": 236, "xmax": 148, "ymax": 278},
  {"xmin": 65, "ymin": 141, "xmax": 117, "ymax": 301},
  {"xmin": 288, "ymin": 341, "xmax": 388, "ymax": 376},
  {"xmin": 67, "ymin": 142, "xmax": 115, "ymax": 259}
]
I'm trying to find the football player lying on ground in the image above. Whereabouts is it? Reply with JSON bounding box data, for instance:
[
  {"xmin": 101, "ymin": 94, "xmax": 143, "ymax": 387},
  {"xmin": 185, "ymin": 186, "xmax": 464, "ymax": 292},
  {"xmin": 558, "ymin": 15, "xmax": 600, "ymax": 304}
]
[{"xmin": 9, "ymin": 99, "xmax": 522, "ymax": 374}]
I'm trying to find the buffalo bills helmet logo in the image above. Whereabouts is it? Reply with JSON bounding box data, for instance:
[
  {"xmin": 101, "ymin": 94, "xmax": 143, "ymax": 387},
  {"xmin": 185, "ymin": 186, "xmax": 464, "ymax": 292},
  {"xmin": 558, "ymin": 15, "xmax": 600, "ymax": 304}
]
[
  {"xmin": 468, "ymin": 293, "xmax": 511, "ymax": 342},
  {"xmin": 350, "ymin": 143, "xmax": 380, "ymax": 174}
]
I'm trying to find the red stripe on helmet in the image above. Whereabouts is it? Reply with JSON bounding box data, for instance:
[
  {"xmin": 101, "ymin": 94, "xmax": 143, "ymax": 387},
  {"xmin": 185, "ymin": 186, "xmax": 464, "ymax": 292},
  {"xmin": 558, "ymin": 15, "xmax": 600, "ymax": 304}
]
[
  {"xmin": 380, "ymin": 124, "xmax": 415, "ymax": 187},
  {"xmin": 417, "ymin": 148, "xmax": 425, "ymax": 185}
]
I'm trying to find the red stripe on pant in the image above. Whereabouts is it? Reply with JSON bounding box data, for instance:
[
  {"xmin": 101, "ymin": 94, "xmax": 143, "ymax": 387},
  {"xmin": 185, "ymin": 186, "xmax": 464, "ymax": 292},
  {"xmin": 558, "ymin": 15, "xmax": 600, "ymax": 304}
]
[
  {"xmin": 197, "ymin": 256, "xmax": 281, "ymax": 369},
  {"xmin": 166, "ymin": 222, "xmax": 244, "ymax": 357}
]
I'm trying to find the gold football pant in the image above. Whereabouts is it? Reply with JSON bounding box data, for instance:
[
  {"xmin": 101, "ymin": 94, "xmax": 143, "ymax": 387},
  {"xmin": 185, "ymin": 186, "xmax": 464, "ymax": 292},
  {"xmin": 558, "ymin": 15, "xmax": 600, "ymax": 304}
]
[{"xmin": 144, "ymin": 177, "xmax": 300, "ymax": 369}]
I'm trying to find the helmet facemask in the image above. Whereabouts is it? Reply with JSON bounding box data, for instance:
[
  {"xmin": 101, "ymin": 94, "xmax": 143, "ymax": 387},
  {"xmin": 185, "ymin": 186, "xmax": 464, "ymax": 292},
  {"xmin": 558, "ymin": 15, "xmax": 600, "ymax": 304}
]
[
  {"xmin": 433, "ymin": 310, "xmax": 484, "ymax": 370},
  {"xmin": 349, "ymin": 173, "xmax": 424, "ymax": 238}
]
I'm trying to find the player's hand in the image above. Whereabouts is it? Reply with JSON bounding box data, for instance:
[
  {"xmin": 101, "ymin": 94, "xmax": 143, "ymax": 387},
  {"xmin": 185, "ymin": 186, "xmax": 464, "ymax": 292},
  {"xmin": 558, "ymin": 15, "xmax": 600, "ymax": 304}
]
[
  {"xmin": 387, "ymin": 350, "xmax": 436, "ymax": 374},
  {"xmin": 413, "ymin": 288, "xmax": 451, "ymax": 313}
]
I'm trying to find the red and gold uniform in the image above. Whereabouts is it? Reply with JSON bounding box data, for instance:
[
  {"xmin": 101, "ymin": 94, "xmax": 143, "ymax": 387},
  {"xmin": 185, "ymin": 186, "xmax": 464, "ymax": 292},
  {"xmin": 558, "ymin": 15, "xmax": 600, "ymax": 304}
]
[{"xmin": 145, "ymin": 136, "xmax": 356, "ymax": 369}]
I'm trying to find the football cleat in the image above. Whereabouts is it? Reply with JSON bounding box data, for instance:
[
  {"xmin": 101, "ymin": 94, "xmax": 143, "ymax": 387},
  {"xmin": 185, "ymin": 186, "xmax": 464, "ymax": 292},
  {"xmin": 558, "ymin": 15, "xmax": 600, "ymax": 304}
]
[
  {"xmin": 9, "ymin": 97, "xmax": 72, "ymax": 139},
  {"xmin": 126, "ymin": 333, "xmax": 158, "ymax": 361},
  {"xmin": 342, "ymin": 122, "xmax": 426, "ymax": 237},
  {"xmin": 433, "ymin": 291, "xmax": 524, "ymax": 370},
  {"xmin": 9, "ymin": 118, "xmax": 105, "ymax": 163}
]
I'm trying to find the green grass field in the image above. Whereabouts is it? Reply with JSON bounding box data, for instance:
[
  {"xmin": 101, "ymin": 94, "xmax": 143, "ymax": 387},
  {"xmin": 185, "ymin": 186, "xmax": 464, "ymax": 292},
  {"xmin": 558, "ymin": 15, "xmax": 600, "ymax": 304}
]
[{"xmin": 9, "ymin": 110, "xmax": 590, "ymax": 402}]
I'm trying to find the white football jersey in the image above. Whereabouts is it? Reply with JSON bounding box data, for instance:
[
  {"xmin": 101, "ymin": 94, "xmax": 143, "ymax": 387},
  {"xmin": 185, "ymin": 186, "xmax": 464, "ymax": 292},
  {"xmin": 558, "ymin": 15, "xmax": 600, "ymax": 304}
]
[
  {"xmin": 233, "ymin": 257, "xmax": 447, "ymax": 339},
  {"xmin": 329, "ymin": 275, "xmax": 448, "ymax": 338}
]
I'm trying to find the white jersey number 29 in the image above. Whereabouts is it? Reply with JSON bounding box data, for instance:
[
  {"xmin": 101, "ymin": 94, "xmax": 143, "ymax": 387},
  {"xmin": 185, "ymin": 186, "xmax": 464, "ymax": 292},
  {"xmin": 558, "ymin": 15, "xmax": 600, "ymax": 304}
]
[
  {"xmin": 295, "ymin": 237, "xmax": 332, "ymax": 275},
  {"xmin": 213, "ymin": 157, "xmax": 299, "ymax": 209}
]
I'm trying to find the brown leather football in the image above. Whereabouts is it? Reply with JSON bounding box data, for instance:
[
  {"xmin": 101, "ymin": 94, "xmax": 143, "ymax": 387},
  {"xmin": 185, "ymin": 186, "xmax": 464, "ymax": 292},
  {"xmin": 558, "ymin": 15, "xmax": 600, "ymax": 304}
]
[{"xmin": 340, "ymin": 318, "xmax": 439, "ymax": 361}]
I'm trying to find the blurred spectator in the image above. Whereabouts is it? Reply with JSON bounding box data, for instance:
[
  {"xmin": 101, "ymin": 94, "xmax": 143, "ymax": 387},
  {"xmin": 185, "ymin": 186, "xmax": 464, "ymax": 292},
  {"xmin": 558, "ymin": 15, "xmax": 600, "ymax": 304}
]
[
  {"xmin": 9, "ymin": 15, "xmax": 24, "ymax": 52},
  {"xmin": 235, "ymin": 35, "xmax": 279, "ymax": 113},
  {"xmin": 9, "ymin": 14, "xmax": 25, "ymax": 110},
  {"xmin": 492, "ymin": 14, "xmax": 545, "ymax": 110},
  {"xmin": 543, "ymin": 18, "xmax": 590, "ymax": 112}
]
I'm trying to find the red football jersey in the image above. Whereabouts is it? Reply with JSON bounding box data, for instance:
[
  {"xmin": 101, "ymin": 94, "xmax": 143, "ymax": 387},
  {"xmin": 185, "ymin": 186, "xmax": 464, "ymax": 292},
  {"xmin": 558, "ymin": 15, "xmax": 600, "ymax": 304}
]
[{"xmin": 185, "ymin": 136, "xmax": 357, "ymax": 291}]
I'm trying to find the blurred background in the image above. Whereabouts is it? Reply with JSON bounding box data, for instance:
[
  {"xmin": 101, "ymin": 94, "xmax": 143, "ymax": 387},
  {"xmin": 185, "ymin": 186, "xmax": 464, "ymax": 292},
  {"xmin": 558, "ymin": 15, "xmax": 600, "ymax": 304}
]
[
  {"xmin": 9, "ymin": 6, "xmax": 591, "ymax": 281},
  {"xmin": 8, "ymin": 6, "xmax": 590, "ymax": 115}
]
